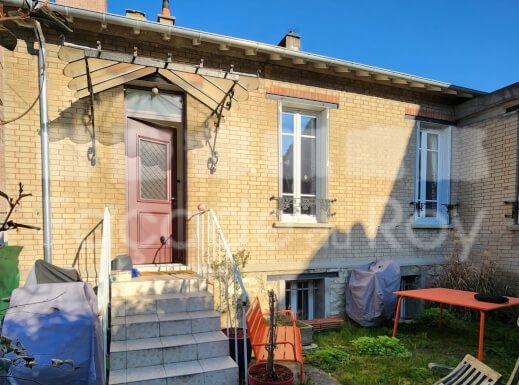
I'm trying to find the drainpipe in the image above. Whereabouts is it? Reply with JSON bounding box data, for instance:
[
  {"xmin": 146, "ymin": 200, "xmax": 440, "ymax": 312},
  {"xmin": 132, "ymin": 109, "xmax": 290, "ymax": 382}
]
[{"xmin": 34, "ymin": 20, "xmax": 52, "ymax": 262}]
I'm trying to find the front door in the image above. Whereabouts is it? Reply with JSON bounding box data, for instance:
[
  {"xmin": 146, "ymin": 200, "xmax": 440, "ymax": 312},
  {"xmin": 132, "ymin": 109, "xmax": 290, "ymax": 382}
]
[{"xmin": 127, "ymin": 118, "xmax": 177, "ymax": 264}]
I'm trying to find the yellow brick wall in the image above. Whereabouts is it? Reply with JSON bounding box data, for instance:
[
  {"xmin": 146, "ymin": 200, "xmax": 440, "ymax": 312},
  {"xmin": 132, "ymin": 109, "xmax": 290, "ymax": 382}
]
[
  {"xmin": 4, "ymin": 20, "xmax": 516, "ymax": 299},
  {"xmin": 2, "ymin": 36, "xmax": 128, "ymax": 283},
  {"xmin": 455, "ymin": 112, "xmax": 519, "ymax": 291},
  {"xmin": 184, "ymin": 72, "xmax": 456, "ymax": 273}
]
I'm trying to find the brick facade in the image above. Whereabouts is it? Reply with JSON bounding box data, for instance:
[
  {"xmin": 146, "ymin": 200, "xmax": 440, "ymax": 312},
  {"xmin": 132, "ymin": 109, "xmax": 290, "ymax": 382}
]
[{"xmin": 1, "ymin": 6, "xmax": 518, "ymax": 316}]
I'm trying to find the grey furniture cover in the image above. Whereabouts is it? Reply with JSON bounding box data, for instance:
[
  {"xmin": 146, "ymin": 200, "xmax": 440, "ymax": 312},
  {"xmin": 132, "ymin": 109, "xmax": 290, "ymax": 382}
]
[
  {"xmin": 345, "ymin": 260, "xmax": 401, "ymax": 327},
  {"xmin": 1, "ymin": 282, "xmax": 104, "ymax": 385},
  {"xmin": 24, "ymin": 259, "xmax": 81, "ymax": 285}
]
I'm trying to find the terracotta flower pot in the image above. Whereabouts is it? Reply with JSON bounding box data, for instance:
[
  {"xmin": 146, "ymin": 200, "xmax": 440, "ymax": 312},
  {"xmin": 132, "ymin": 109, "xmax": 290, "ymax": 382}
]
[{"xmin": 247, "ymin": 362, "xmax": 294, "ymax": 385}]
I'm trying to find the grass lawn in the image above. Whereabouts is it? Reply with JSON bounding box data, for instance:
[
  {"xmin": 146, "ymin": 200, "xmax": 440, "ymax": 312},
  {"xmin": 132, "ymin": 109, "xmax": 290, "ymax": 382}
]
[{"xmin": 303, "ymin": 309, "xmax": 519, "ymax": 385}]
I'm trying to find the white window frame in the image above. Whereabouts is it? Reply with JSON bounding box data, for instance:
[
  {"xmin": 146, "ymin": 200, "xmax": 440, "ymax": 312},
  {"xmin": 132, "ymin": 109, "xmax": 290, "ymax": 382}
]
[
  {"xmin": 285, "ymin": 280, "xmax": 316, "ymax": 320},
  {"xmin": 414, "ymin": 122, "xmax": 452, "ymax": 226},
  {"xmin": 278, "ymin": 101, "xmax": 329, "ymax": 223}
]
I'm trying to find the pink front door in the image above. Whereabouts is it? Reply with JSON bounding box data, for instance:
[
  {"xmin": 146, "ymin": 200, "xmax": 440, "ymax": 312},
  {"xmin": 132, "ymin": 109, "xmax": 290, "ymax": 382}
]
[{"xmin": 127, "ymin": 118, "xmax": 177, "ymax": 265}]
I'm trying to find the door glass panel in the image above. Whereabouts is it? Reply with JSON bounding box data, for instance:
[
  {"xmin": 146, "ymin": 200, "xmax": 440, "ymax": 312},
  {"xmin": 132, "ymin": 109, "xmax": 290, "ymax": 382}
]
[{"xmin": 140, "ymin": 139, "xmax": 167, "ymax": 200}]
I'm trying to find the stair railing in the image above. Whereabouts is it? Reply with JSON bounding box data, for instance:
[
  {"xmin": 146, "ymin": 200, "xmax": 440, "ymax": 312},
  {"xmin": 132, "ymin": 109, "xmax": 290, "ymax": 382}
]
[{"xmin": 192, "ymin": 208, "xmax": 250, "ymax": 384}]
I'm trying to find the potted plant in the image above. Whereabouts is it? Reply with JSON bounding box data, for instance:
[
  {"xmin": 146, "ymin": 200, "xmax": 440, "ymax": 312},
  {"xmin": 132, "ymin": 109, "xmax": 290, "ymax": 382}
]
[
  {"xmin": 0, "ymin": 183, "xmax": 40, "ymax": 318},
  {"xmin": 212, "ymin": 249, "xmax": 252, "ymax": 378},
  {"xmin": 247, "ymin": 290, "xmax": 294, "ymax": 385}
]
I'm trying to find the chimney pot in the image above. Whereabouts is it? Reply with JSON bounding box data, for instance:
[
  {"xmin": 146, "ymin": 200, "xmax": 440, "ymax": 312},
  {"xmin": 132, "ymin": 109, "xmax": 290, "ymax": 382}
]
[{"xmin": 157, "ymin": 0, "xmax": 175, "ymax": 25}]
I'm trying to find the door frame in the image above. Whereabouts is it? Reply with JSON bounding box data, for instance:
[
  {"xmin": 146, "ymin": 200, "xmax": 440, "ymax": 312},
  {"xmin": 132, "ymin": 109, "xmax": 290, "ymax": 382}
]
[{"xmin": 124, "ymin": 87, "xmax": 187, "ymax": 264}]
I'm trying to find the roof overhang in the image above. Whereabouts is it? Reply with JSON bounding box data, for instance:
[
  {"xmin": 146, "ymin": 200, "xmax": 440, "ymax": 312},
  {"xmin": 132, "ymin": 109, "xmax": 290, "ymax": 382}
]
[{"xmin": 2, "ymin": 0, "xmax": 486, "ymax": 101}]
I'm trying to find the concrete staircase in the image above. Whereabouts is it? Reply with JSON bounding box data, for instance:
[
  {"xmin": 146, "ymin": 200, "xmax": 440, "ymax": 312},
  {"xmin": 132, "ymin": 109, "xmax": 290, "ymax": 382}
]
[{"xmin": 108, "ymin": 271, "xmax": 238, "ymax": 385}]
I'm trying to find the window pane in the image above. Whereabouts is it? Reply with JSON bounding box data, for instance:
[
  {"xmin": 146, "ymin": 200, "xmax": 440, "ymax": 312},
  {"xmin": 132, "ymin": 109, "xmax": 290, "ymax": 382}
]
[
  {"xmin": 427, "ymin": 134, "xmax": 438, "ymax": 151},
  {"xmin": 301, "ymin": 115, "xmax": 316, "ymax": 137},
  {"xmin": 300, "ymin": 197, "xmax": 316, "ymax": 216},
  {"xmin": 426, "ymin": 151, "xmax": 438, "ymax": 202},
  {"xmin": 282, "ymin": 112, "xmax": 294, "ymax": 134},
  {"xmin": 300, "ymin": 136, "xmax": 316, "ymax": 195},
  {"xmin": 425, "ymin": 202, "xmax": 437, "ymax": 217},
  {"xmin": 282, "ymin": 136, "xmax": 294, "ymax": 194},
  {"xmin": 140, "ymin": 139, "xmax": 167, "ymax": 200}
]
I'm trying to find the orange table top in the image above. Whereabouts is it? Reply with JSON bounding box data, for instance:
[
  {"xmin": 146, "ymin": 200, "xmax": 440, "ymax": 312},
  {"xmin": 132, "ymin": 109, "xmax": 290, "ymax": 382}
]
[{"xmin": 393, "ymin": 288, "xmax": 519, "ymax": 312}]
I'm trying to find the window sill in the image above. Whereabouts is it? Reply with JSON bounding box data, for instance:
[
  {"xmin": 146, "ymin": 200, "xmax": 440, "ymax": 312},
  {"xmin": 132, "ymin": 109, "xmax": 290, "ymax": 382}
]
[
  {"xmin": 273, "ymin": 222, "xmax": 334, "ymax": 229},
  {"xmin": 508, "ymin": 224, "xmax": 519, "ymax": 231},
  {"xmin": 411, "ymin": 224, "xmax": 453, "ymax": 229}
]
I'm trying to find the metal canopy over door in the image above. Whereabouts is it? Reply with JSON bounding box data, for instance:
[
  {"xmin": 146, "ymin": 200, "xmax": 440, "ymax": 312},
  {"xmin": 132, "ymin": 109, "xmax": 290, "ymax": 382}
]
[{"xmin": 127, "ymin": 117, "xmax": 177, "ymax": 265}]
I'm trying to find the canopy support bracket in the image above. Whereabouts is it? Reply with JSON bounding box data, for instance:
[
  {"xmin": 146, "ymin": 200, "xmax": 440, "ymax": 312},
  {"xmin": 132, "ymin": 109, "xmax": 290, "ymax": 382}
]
[
  {"xmin": 84, "ymin": 56, "xmax": 97, "ymax": 166},
  {"xmin": 207, "ymin": 81, "xmax": 237, "ymax": 174}
]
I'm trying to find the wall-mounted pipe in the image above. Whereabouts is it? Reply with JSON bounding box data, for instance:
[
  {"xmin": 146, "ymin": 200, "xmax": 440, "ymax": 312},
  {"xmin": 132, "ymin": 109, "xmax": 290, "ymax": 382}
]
[{"xmin": 34, "ymin": 20, "xmax": 53, "ymax": 263}]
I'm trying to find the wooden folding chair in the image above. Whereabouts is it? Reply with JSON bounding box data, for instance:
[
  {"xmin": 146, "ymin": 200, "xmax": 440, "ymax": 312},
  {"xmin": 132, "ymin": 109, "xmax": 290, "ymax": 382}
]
[
  {"xmin": 506, "ymin": 358, "xmax": 519, "ymax": 385},
  {"xmin": 429, "ymin": 354, "xmax": 501, "ymax": 385}
]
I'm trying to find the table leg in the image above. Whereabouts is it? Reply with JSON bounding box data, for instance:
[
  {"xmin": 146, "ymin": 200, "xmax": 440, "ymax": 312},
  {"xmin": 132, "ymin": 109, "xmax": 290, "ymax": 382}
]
[
  {"xmin": 478, "ymin": 311, "xmax": 486, "ymax": 361},
  {"xmin": 439, "ymin": 303, "xmax": 443, "ymax": 328},
  {"xmin": 392, "ymin": 296, "xmax": 403, "ymax": 337}
]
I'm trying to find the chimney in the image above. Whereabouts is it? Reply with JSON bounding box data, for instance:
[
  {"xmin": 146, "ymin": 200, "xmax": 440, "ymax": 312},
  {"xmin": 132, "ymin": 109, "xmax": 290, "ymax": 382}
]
[
  {"xmin": 125, "ymin": 9, "xmax": 146, "ymax": 20},
  {"xmin": 55, "ymin": 0, "xmax": 107, "ymax": 13},
  {"xmin": 278, "ymin": 31, "xmax": 301, "ymax": 51},
  {"xmin": 157, "ymin": 0, "xmax": 175, "ymax": 25}
]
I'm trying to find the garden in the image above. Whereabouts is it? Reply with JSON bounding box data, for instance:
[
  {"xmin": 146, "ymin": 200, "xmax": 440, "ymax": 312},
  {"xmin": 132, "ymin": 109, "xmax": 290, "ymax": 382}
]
[
  {"xmin": 303, "ymin": 251, "xmax": 519, "ymax": 385},
  {"xmin": 303, "ymin": 307, "xmax": 519, "ymax": 385}
]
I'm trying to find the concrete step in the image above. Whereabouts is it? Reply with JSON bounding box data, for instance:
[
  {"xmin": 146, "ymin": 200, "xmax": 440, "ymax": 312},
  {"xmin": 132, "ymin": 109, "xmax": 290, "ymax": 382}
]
[
  {"xmin": 109, "ymin": 276, "xmax": 238, "ymax": 385},
  {"xmin": 108, "ymin": 356, "xmax": 238, "ymax": 385},
  {"xmin": 111, "ymin": 274, "xmax": 207, "ymax": 297},
  {"xmin": 111, "ymin": 310, "xmax": 221, "ymax": 341},
  {"xmin": 110, "ymin": 331, "xmax": 229, "ymax": 370},
  {"xmin": 111, "ymin": 291, "xmax": 214, "ymax": 317}
]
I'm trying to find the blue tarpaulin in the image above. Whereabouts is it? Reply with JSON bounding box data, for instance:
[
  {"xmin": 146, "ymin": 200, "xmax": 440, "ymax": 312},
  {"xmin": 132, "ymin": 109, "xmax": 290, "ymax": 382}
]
[{"xmin": 1, "ymin": 282, "xmax": 104, "ymax": 385}]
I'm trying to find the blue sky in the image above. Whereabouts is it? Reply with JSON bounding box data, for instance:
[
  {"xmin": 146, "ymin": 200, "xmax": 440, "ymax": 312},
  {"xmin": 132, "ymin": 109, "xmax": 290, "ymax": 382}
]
[{"xmin": 107, "ymin": 1, "xmax": 518, "ymax": 93}]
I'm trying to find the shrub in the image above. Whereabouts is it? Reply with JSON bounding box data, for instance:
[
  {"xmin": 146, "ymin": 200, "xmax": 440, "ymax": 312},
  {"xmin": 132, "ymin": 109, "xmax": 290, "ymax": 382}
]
[
  {"xmin": 417, "ymin": 307, "xmax": 455, "ymax": 327},
  {"xmin": 303, "ymin": 346, "xmax": 349, "ymax": 372},
  {"xmin": 351, "ymin": 336, "xmax": 411, "ymax": 358},
  {"xmin": 434, "ymin": 234, "xmax": 515, "ymax": 321}
]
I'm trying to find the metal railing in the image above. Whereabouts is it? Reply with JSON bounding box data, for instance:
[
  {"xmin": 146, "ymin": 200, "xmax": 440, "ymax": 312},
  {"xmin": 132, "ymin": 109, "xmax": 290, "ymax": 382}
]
[
  {"xmin": 72, "ymin": 219, "xmax": 104, "ymax": 284},
  {"xmin": 97, "ymin": 208, "xmax": 111, "ymax": 384},
  {"xmin": 70, "ymin": 208, "xmax": 110, "ymax": 383},
  {"xmin": 191, "ymin": 208, "xmax": 250, "ymax": 384}
]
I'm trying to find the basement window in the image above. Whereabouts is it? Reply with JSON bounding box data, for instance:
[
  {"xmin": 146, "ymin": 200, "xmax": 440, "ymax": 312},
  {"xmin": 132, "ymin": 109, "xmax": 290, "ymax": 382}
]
[{"xmin": 285, "ymin": 279, "xmax": 324, "ymax": 320}]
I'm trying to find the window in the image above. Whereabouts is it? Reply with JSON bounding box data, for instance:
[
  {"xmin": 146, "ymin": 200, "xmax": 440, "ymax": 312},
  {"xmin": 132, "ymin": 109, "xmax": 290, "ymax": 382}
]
[
  {"xmin": 414, "ymin": 122, "xmax": 452, "ymax": 226},
  {"xmin": 279, "ymin": 105, "xmax": 329, "ymax": 223},
  {"xmin": 285, "ymin": 280, "xmax": 323, "ymax": 320}
]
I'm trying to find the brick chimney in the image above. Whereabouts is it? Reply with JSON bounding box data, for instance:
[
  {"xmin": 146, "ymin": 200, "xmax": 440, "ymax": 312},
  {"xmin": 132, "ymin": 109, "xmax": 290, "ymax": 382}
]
[
  {"xmin": 278, "ymin": 31, "xmax": 301, "ymax": 51},
  {"xmin": 55, "ymin": 0, "xmax": 107, "ymax": 13}
]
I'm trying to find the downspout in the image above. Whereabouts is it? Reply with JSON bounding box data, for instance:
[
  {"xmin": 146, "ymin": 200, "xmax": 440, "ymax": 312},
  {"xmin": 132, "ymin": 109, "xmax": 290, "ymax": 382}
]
[{"xmin": 34, "ymin": 20, "xmax": 52, "ymax": 262}]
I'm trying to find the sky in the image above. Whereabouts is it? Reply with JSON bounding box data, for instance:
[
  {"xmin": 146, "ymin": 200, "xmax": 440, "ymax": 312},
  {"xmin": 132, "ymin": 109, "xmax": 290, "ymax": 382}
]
[{"xmin": 106, "ymin": 1, "xmax": 519, "ymax": 93}]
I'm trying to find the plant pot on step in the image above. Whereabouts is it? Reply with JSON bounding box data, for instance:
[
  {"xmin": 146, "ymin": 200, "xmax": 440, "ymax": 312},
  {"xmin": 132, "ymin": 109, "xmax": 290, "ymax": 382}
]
[
  {"xmin": 222, "ymin": 327, "xmax": 252, "ymax": 377},
  {"xmin": 248, "ymin": 362, "xmax": 294, "ymax": 385}
]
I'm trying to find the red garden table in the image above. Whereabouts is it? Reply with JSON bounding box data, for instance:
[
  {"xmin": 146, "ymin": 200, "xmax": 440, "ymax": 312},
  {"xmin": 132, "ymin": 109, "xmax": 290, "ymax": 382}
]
[{"xmin": 392, "ymin": 288, "xmax": 519, "ymax": 361}]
